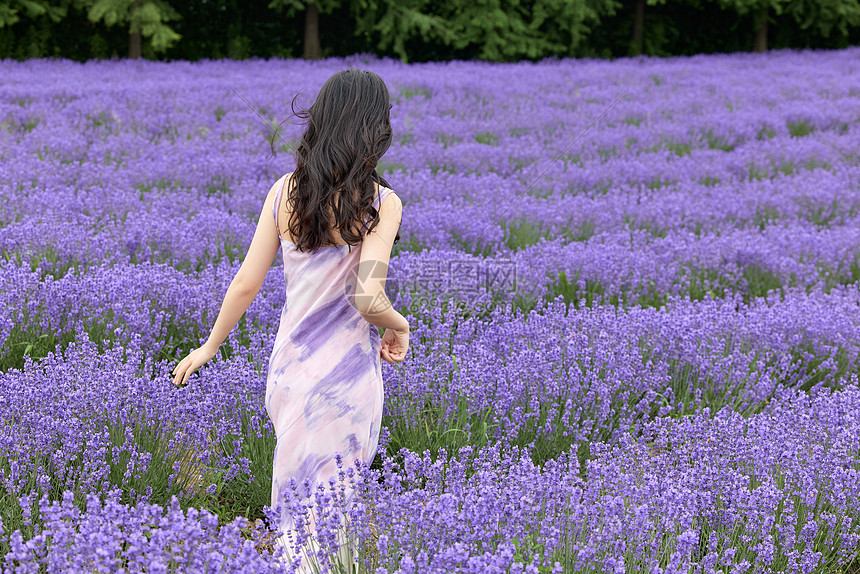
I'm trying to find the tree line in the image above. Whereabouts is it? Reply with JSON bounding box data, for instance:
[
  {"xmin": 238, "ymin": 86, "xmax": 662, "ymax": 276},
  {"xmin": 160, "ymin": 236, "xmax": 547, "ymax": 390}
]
[{"xmin": 0, "ymin": 0, "xmax": 858, "ymax": 62}]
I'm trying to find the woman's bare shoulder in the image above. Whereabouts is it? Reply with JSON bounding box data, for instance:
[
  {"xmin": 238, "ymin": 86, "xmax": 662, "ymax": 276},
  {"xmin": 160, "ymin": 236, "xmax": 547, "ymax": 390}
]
[
  {"xmin": 372, "ymin": 181, "xmax": 401, "ymax": 208},
  {"xmin": 379, "ymin": 189, "xmax": 402, "ymax": 211}
]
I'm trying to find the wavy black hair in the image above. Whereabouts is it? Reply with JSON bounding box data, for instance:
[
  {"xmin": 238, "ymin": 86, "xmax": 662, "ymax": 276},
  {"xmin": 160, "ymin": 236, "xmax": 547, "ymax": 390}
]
[{"xmin": 275, "ymin": 68, "xmax": 398, "ymax": 252}]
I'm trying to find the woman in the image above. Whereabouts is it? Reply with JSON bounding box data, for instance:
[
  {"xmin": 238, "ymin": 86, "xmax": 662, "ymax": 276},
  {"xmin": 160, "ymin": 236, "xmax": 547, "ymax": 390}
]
[{"xmin": 171, "ymin": 68, "xmax": 409, "ymax": 572}]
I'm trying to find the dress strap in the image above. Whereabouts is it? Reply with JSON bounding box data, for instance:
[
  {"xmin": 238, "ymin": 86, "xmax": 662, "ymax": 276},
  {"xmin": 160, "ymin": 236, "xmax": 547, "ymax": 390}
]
[
  {"xmin": 273, "ymin": 174, "xmax": 289, "ymax": 236},
  {"xmin": 362, "ymin": 186, "xmax": 394, "ymax": 235},
  {"xmin": 372, "ymin": 185, "xmax": 393, "ymax": 209}
]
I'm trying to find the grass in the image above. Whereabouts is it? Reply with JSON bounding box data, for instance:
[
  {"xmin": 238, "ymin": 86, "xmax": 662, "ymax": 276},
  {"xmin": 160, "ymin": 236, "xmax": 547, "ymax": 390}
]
[
  {"xmin": 0, "ymin": 328, "xmax": 74, "ymax": 372},
  {"xmin": 703, "ymin": 128, "xmax": 736, "ymax": 152},
  {"xmin": 437, "ymin": 133, "xmax": 461, "ymax": 149},
  {"xmin": 474, "ymin": 131, "xmax": 498, "ymax": 145},
  {"xmin": 390, "ymin": 235, "xmax": 426, "ymax": 257},
  {"xmin": 204, "ymin": 396, "xmax": 277, "ymax": 524},
  {"xmin": 503, "ymin": 220, "xmax": 546, "ymax": 251},
  {"xmin": 598, "ymin": 145, "xmax": 618, "ymax": 160},
  {"xmin": 396, "ymin": 86, "xmax": 431, "ymax": 101},
  {"xmin": 429, "ymin": 161, "xmax": 457, "ymax": 175},
  {"xmin": 664, "ymin": 138, "xmax": 692, "ymax": 157},
  {"xmin": 86, "ymin": 109, "xmax": 117, "ymax": 132},
  {"xmin": 787, "ymin": 119, "xmax": 815, "ymax": 138},
  {"xmin": 448, "ymin": 229, "xmax": 495, "ymax": 257},
  {"xmin": 205, "ymin": 176, "xmax": 231, "ymax": 197},
  {"xmin": 754, "ymin": 206, "xmax": 781, "ymax": 230},
  {"xmin": 377, "ymin": 159, "xmax": 406, "ymax": 174},
  {"xmin": 522, "ymin": 262, "xmax": 788, "ymax": 318},
  {"xmin": 0, "ymin": 412, "xmax": 219, "ymax": 542},
  {"xmin": 383, "ymin": 395, "xmax": 494, "ymax": 466},
  {"xmin": 19, "ymin": 116, "xmax": 41, "ymax": 133},
  {"xmin": 501, "ymin": 219, "xmax": 594, "ymax": 252},
  {"xmin": 0, "ymin": 285, "xmax": 265, "ymax": 371}
]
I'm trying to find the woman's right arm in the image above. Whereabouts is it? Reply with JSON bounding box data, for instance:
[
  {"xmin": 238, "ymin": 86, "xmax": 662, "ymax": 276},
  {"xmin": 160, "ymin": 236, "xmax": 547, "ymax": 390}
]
[{"xmin": 353, "ymin": 192, "xmax": 409, "ymax": 333}]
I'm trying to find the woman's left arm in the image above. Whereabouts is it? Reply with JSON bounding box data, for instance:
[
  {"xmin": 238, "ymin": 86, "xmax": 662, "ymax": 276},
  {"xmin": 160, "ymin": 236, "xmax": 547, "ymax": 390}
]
[{"xmin": 172, "ymin": 180, "xmax": 283, "ymax": 386}]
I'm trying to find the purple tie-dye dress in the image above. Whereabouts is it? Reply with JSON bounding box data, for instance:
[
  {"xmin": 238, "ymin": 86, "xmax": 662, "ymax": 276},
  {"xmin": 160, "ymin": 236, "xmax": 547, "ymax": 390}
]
[{"xmin": 265, "ymin": 176, "xmax": 390, "ymax": 569}]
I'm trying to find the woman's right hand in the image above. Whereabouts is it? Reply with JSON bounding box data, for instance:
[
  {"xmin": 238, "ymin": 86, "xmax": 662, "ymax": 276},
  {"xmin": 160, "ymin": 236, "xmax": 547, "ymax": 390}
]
[{"xmin": 381, "ymin": 328, "xmax": 409, "ymax": 364}]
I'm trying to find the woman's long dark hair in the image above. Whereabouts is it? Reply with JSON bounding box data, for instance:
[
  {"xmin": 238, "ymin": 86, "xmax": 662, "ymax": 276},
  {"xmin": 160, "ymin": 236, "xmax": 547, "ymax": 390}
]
[{"xmin": 276, "ymin": 68, "xmax": 398, "ymax": 252}]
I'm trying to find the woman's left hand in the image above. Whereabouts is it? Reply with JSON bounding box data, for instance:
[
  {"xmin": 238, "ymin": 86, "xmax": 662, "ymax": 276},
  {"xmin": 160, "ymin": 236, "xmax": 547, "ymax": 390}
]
[{"xmin": 172, "ymin": 344, "xmax": 217, "ymax": 386}]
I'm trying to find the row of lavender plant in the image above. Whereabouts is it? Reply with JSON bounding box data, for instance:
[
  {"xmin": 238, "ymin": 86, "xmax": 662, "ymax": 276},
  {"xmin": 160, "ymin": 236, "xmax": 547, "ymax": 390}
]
[
  {"xmin": 4, "ymin": 127, "xmax": 860, "ymax": 274},
  {"xmin": 2, "ymin": 323, "xmax": 859, "ymax": 572},
  {"xmin": 7, "ymin": 221, "xmax": 860, "ymax": 371}
]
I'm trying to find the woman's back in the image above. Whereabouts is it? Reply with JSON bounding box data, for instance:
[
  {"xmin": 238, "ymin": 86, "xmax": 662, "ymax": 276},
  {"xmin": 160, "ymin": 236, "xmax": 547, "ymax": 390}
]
[{"xmin": 271, "ymin": 172, "xmax": 397, "ymax": 324}]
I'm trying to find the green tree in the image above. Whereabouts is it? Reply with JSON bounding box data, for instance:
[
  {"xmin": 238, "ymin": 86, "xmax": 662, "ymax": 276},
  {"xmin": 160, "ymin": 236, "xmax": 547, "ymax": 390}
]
[
  {"xmin": 628, "ymin": 0, "xmax": 696, "ymax": 56},
  {"xmin": 710, "ymin": 0, "xmax": 860, "ymax": 51},
  {"xmin": 353, "ymin": 0, "xmax": 620, "ymax": 62},
  {"xmin": 351, "ymin": 0, "xmax": 456, "ymax": 61},
  {"xmin": 86, "ymin": 0, "xmax": 181, "ymax": 58},
  {"xmin": 712, "ymin": 0, "xmax": 783, "ymax": 51},
  {"xmin": 631, "ymin": 0, "xmax": 645, "ymax": 54},
  {"xmin": 782, "ymin": 0, "xmax": 860, "ymax": 37},
  {"xmin": 633, "ymin": 0, "xmax": 709, "ymax": 56},
  {"xmin": 0, "ymin": 0, "xmax": 67, "ymax": 28},
  {"xmin": 535, "ymin": 0, "xmax": 622, "ymax": 58},
  {"xmin": 268, "ymin": 0, "xmax": 341, "ymax": 59}
]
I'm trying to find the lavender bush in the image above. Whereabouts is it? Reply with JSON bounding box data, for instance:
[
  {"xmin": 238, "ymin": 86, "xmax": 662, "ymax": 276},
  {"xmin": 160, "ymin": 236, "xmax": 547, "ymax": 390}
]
[{"xmin": 1, "ymin": 48, "xmax": 860, "ymax": 572}]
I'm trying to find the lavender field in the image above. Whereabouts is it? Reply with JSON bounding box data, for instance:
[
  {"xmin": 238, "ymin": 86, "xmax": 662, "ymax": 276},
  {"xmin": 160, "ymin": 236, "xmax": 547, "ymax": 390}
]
[{"xmin": 2, "ymin": 48, "xmax": 860, "ymax": 573}]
